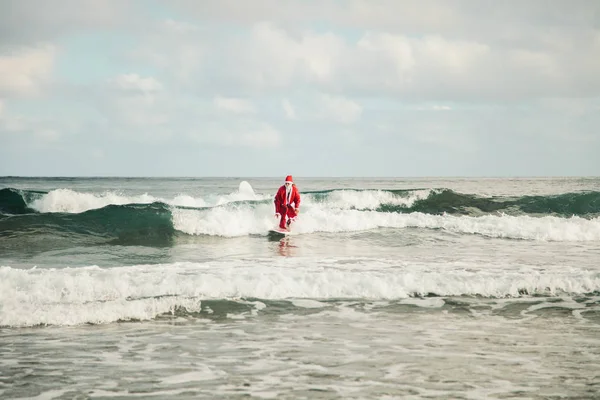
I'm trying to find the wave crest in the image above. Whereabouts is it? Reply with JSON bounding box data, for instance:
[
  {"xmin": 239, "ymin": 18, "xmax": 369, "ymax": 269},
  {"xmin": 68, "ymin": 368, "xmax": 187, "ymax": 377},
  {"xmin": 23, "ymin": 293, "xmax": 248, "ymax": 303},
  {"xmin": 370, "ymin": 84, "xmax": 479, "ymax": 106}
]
[
  {"xmin": 2, "ymin": 183, "xmax": 600, "ymax": 245},
  {"xmin": 2, "ymin": 261, "xmax": 599, "ymax": 327}
]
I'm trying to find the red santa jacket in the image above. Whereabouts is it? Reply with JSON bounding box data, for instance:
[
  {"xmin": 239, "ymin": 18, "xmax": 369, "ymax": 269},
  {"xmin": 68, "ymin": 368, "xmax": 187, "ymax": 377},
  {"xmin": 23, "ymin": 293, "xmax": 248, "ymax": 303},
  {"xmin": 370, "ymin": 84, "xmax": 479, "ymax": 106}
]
[{"xmin": 274, "ymin": 184, "xmax": 301, "ymax": 214}]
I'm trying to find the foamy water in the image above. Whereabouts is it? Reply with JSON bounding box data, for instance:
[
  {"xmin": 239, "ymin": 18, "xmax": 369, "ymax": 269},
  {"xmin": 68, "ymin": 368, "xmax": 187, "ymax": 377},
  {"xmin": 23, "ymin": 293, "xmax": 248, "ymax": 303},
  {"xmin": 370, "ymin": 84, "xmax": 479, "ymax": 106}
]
[
  {"xmin": 29, "ymin": 181, "xmax": 269, "ymax": 213},
  {"xmin": 2, "ymin": 177, "xmax": 600, "ymax": 399},
  {"xmin": 20, "ymin": 182, "xmax": 600, "ymax": 242},
  {"xmin": 2, "ymin": 258, "xmax": 599, "ymax": 328},
  {"xmin": 172, "ymin": 205, "xmax": 600, "ymax": 241},
  {"xmin": 2, "ymin": 295, "xmax": 599, "ymax": 399}
]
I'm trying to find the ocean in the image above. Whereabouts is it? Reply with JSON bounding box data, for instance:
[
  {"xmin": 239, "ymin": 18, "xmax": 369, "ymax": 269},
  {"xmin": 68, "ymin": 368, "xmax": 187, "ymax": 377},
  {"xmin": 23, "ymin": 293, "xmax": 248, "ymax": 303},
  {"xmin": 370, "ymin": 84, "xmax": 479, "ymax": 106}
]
[{"xmin": 1, "ymin": 176, "xmax": 599, "ymax": 399}]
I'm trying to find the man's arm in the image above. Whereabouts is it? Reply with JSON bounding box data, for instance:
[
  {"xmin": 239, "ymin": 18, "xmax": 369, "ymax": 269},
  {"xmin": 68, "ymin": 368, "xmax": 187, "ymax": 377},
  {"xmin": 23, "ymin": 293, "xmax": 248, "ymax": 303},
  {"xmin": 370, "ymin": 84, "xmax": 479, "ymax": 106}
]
[
  {"xmin": 275, "ymin": 187, "xmax": 287, "ymax": 214},
  {"xmin": 274, "ymin": 189, "xmax": 281, "ymax": 214},
  {"xmin": 294, "ymin": 189, "xmax": 301, "ymax": 211}
]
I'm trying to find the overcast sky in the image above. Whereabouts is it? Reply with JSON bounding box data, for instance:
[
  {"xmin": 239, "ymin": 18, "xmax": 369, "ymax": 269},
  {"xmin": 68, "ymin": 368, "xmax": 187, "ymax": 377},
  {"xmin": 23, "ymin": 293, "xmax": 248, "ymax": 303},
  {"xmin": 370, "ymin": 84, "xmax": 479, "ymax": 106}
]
[{"xmin": 0, "ymin": 0, "xmax": 599, "ymax": 177}]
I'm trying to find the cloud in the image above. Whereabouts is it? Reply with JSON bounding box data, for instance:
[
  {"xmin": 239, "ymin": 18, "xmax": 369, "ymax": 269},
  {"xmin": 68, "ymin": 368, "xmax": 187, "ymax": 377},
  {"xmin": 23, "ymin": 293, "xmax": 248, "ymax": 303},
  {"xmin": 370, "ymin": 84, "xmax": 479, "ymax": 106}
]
[
  {"xmin": 318, "ymin": 94, "xmax": 362, "ymax": 124},
  {"xmin": 34, "ymin": 129, "xmax": 60, "ymax": 142},
  {"xmin": 1, "ymin": 1, "xmax": 599, "ymax": 176},
  {"xmin": 0, "ymin": 108, "xmax": 69, "ymax": 144},
  {"xmin": 167, "ymin": 0, "xmax": 461, "ymax": 33},
  {"xmin": 112, "ymin": 95, "xmax": 169, "ymax": 129},
  {"xmin": 102, "ymin": 74, "xmax": 168, "ymax": 133},
  {"xmin": 163, "ymin": 19, "xmax": 200, "ymax": 34},
  {"xmin": 223, "ymin": 22, "xmax": 345, "ymax": 88},
  {"xmin": 87, "ymin": 73, "xmax": 279, "ymax": 148},
  {"xmin": 213, "ymin": 96, "xmax": 256, "ymax": 114},
  {"xmin": 133, "ymin": 21, "xmax": 346, "ymax": 91},
  {"xmin": 0, "ymin": 0, "xmax": 132, "ymax": 47},
  {"xmin": 130, "ymin": 19, "xmax": 208, "ymax": 84},
  {"xmin": 282, "ymin": 99, "xmax": 296, "ymax": 119},
  {"xmin": 168, "ymin": 0, "xmax": 599, "ymax": 41},
  {"xmin": 414, "ymin": 105, "xmax": 452, "ymax": 111},
  {"xmin": 111, "ymin": 73, "xmax": 162, "ymax": 93},
  {"xmin": 0, "ymin": 45, "xmax": 56, "ymax": 97},
  {"xmin": 189, "ymin": 120, "xmax": 281, "ymax": 149},
  {"xmin": 133, "ymin": 17, "xmax": 600, "ymax": 101},
  {"xmin": 538, "ymin": 97, "xmax": 600, "ymax": 117}
]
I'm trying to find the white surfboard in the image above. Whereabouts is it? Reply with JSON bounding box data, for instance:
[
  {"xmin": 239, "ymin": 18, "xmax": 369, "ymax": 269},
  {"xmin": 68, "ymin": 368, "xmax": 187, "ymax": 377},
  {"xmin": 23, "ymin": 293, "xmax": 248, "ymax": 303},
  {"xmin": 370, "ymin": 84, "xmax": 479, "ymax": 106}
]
[
  {"xmin": 268, "ymin": 228, "xmax": 295, "ymax": 236},
  {"xmin": 269, "ymin": 216, "xmax": 297, "ymax": 236}
]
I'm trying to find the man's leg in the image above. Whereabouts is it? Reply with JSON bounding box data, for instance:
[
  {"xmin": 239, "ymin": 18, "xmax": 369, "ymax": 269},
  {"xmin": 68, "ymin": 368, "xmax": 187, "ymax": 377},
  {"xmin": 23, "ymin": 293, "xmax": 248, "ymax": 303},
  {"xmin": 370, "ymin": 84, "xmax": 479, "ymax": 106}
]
[
  {"xmin": 286, "ymin": 208, "xmax": 297, "ymax": 227},
  {"xmin": 279, "ymin": 206, "xmax": 287, "ymax": 229}
]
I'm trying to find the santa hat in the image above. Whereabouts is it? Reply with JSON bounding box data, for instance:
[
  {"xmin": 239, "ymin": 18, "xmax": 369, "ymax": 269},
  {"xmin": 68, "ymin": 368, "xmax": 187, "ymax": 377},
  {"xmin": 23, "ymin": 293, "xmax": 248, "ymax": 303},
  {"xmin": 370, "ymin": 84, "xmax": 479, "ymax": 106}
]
[{"xmin": 285, "ymin": 175, "xmax": 293, "ymax": 184}]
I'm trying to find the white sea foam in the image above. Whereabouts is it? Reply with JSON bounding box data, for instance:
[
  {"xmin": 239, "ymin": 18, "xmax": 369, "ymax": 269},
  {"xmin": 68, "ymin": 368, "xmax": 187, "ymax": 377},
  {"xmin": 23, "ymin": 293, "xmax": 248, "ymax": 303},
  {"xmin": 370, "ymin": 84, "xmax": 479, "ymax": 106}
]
[
  {"xmin": 29, "ymin": 181, "xmax": 266, "ymax": 213},
  {"xmin": 172, "ymin": 201, "xmax": 600, "ymax": 241},
  {"xmin": 30, "ymin": 189, "xmax": 158, "ymax": 213},
  {"xmin": 27, "ymin": 181, "xmax": 431, "ymax": 215},
  {"xmin": 22, "ymin": 182, "xmax": 600, "ymax": 241},
  {"xmin": 1, "ymin": 260, "xmax": 599, "ymax": 327},
  {"xmin": 161, "ymin": 368, "xmax": 227, "ymax": 384},
  {"xmin": 305, "ymin": 189, "xmax": 432, "ymax": 210}
]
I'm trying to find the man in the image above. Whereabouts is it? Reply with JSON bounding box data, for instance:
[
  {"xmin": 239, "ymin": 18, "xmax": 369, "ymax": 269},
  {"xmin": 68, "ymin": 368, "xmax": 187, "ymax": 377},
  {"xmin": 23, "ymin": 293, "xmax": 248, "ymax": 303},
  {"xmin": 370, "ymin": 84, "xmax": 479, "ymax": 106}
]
[{"xmin": 274, "ymin": 175, "xmax": 301, "ymax": 230}]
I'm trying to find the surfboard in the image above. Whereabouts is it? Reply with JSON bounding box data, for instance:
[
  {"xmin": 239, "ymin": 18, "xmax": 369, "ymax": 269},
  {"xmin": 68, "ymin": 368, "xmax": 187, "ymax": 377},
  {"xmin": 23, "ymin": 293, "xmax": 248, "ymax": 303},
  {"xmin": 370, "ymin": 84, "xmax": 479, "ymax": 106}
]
[{"xmin": 268, "ymin": 228, "xmax": 294, "ymax": 237}]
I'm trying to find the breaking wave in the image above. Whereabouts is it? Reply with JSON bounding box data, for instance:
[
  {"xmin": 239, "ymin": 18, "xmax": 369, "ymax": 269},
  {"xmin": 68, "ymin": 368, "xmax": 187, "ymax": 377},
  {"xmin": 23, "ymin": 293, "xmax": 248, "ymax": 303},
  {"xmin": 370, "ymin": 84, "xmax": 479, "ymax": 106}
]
[{"xmin": 1, "ymin": 183, "xmax": 599, "ymax": 248}]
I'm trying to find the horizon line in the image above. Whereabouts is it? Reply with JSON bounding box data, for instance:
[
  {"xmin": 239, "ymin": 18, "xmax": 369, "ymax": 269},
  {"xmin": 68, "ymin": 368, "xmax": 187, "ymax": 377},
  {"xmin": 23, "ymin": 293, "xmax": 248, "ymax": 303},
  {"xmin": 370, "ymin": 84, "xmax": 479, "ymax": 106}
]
[{"xmin": 1, "ymin": 175, "xmax": 598, "ymax": 179}]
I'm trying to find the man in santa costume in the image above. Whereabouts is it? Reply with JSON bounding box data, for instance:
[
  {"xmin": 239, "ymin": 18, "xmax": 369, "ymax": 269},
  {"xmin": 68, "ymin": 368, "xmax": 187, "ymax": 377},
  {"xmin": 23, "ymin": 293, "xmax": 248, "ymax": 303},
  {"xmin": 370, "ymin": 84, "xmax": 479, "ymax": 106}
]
[{"xmin": 274, "ymin": 175, "xmax": 301, "ymax": 230}]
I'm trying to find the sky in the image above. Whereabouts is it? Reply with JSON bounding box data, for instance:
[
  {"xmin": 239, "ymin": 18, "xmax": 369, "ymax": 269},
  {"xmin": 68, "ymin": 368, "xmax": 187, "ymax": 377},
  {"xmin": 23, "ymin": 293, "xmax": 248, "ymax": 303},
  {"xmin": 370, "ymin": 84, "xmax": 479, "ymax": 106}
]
[{"xmin": 0, "ymin": 0, "xmax": 599, "ymax": 177}]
